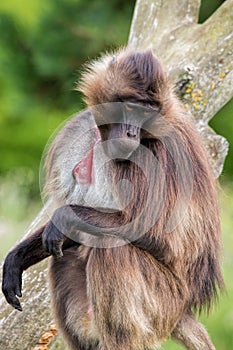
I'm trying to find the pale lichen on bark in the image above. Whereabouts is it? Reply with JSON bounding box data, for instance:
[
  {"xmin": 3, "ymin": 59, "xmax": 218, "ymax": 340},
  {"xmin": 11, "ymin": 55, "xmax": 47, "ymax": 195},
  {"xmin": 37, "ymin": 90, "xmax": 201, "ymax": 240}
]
[{"xmin": 0, "ymin": 1, "xmax": 232, "ymax": 349}]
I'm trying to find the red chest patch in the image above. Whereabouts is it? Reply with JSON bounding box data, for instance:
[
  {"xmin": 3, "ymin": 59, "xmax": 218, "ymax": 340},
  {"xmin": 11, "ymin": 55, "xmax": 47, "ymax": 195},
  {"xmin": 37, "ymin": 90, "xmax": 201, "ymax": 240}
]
[
  {"xmin": 72, "ymin": 129, "xmax": 101, "ymax": 185},
  {"xmin": 73, "ymin": 149, "xmax": 94, "ymax": 185}
]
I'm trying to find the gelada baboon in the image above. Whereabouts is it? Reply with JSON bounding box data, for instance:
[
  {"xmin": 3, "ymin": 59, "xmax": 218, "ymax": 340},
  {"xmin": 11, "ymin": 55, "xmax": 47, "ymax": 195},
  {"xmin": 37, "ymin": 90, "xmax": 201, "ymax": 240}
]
[{"xmin": 2, "ymin": 49, "xmax": 224, "ymax": 350}]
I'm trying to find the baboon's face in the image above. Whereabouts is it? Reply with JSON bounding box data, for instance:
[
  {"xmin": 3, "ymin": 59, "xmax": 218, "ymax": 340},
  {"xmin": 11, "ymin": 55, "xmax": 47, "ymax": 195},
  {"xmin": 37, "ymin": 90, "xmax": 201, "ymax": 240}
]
[{"xmin": 93, "ymin": 102, "xmax": 159, "ymax": 161}]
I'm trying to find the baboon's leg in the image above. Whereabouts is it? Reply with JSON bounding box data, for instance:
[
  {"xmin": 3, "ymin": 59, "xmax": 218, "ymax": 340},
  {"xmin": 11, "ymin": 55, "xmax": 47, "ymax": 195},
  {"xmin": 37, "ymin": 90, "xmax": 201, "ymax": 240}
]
[
  {"xmin": 49, "ymin": 246, "xmax": 100, "ymax": 350},
  {"xmin": 59, "ymin": 327, "xmax": 99, "ymax": 350},
  {"xmin": 171, "ymin": 313, "xmax": 216, "ymax": 350},
  {"xmin": 56, "ymin": 327, "xmax": 97, "ymax": 350}
]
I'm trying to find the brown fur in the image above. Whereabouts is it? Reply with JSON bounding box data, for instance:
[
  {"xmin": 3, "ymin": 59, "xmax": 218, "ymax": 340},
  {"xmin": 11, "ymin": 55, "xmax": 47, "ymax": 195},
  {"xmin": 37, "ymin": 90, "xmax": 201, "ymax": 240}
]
[{"xmin": 47, "ymin": 49, "xmax": 223, "ymax": 349}]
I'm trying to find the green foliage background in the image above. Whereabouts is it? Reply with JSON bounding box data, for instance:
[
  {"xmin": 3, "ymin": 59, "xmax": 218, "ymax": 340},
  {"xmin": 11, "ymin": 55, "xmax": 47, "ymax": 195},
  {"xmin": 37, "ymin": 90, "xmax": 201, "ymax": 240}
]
[{"xmin": 0, "ymin": 0, "xmax": 232, "ymax": 349}]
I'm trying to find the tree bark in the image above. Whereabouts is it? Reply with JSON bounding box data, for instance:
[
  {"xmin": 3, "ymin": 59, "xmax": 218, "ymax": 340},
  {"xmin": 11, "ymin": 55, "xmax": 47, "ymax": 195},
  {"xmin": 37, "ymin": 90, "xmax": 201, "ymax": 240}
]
[
  {"xmin": 129, "ymin": 0, "xmax": 232, "ymax": 176},
  {"xmin": 0, "ymin": 1, "xmax": 232, "ymax": 349}
]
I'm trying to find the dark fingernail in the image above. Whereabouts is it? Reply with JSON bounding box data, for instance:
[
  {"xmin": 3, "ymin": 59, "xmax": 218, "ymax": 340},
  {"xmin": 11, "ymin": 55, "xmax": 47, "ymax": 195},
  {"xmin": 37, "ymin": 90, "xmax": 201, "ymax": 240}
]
[
  {"xmin": 16, "ymin": 289, "xmax": 22, "ymax": 298},
  {"xmin": 14, "ymin": 304, "xmax": 22, "ymax": 311},
  {"xmin": 54, "ymin": 251, "xmax": 63, "ymax": 258}
]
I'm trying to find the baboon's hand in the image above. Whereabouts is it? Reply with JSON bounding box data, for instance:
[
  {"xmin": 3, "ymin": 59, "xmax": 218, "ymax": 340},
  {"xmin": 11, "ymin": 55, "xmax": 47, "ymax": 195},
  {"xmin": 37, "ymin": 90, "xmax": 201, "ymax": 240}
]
[
  {"xmin": 2, "ymin": 253, "xmax": 23, "ymax": 311},
  {"xmin": 42, "ymin": 220, "xmax": 66, "ymax": 257}
]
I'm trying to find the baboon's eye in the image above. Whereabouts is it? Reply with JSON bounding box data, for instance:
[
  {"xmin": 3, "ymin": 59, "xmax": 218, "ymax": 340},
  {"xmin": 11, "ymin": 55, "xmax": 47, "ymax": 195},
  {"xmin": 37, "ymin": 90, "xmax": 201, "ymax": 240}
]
[
  {"xmin": 143, "ymin": 110, "xmax": 153, "ymax": 116},
  {"xmin": 125, "ymin": 103, "xmax": 134, "ymax": 111},
  {"xmin": 143, "ymin": 105, "xmax": 160, "ymax": 116}
]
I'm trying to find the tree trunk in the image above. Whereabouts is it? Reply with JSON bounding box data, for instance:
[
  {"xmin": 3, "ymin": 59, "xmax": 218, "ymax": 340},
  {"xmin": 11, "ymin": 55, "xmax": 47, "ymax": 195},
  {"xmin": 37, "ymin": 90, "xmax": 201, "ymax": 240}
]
[
  {"xmin": 129, "ymin": 0, "xmax": 232, "ymax": 177},
  {"xmin": 0, "ymin": 1, "xmax": 232, "ymax": 349}
]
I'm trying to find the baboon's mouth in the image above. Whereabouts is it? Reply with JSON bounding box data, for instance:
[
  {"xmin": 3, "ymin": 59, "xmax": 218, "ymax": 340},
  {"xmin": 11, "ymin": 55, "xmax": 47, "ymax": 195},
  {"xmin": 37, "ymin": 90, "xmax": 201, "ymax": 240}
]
[{"xmin": 114, "ymin": 158, "xmax": 131, "ymax": 164}]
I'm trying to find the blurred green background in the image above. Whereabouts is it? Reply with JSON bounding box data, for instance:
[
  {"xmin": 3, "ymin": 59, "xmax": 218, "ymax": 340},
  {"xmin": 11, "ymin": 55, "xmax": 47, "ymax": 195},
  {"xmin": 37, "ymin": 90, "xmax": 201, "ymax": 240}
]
[{"xmin": 0, "ymin": 0, "xmax": 232, "ymax": 349}]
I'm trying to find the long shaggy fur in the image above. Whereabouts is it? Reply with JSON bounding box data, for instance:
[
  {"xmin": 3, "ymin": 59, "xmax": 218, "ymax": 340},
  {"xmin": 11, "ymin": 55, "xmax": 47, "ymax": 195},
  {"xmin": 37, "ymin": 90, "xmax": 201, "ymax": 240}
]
[{"xmin": 47, "ymin": 49, "xmax": 223, "ymax": 350}]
